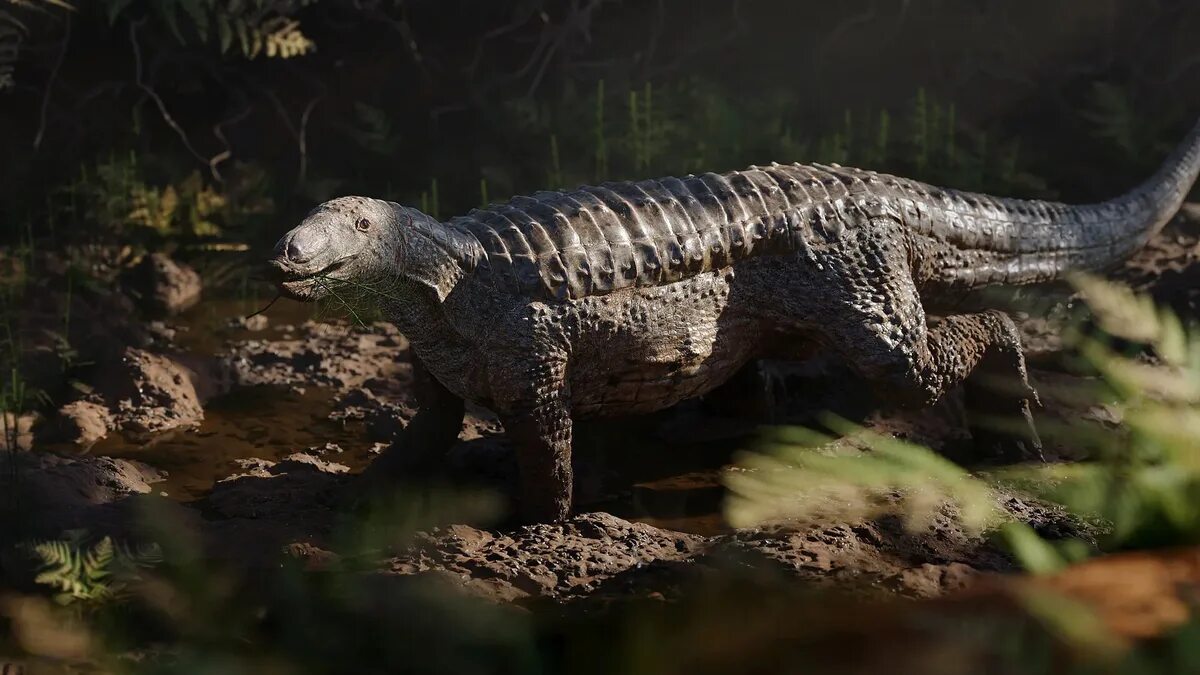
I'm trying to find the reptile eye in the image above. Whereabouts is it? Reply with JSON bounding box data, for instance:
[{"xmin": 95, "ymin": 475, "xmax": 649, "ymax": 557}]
[{"xmin": 355, "ymin": 218, "xmax": 371, "ymax": 232}]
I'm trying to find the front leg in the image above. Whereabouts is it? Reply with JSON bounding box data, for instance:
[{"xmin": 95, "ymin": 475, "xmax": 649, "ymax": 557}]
[
  {"xmin": 503, "ymin": 401, "xmax": 573, "ymax": 523},
  {"xmin": 495, "ymin": 356, "xmax": 574, "ymax": 523},
  {"xmin": 356, "ymin": 356, "xmax": 465, "ymax": 492}
]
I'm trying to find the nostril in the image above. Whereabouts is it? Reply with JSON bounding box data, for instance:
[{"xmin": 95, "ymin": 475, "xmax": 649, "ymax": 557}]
[{"xmin": 286, "ymin": 238, "xmax": 309, "ymax": 263}]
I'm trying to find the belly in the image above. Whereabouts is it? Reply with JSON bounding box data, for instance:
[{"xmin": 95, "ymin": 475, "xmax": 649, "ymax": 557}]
[{"xmin": 566, "ymin": 271, "xmax": 759, "ymax": 418}]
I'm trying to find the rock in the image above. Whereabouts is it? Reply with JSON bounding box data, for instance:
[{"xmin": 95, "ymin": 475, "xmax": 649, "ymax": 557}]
[
  {"xmin": 277, "ymin": 452, "xmax": 350, "ymax": 474},
  {"xmin": 125, "ymin": 253, "xmax": 202, "ymax": 316},
  {"xmin": 204, "ymin": 454, "xmax": 348, "ymax": 520},
  {"xmin": 101, "ymin": 348, "xmax": 205, "ymax": 438},
  {"xmin": 307, "ymin": 442, "xmax": 344, "ymax": 456},
  {"xmin": 881, "ymin": 562, "xmax": 980, "ymax": 598},
  {"xmin": 0, "ymin": 452, "xmax": 165, "ymax": 535},
  {"xmin": 145, "ymin": 320, "xmax": 178, "ymax": 343},
  {"xmin": 38, "ymin": 400, "xmax": 112, "ymax": 448},
  {"xmin": 389, "ymin": 512, "xmax": 707, "ymax": 602},
  {"xmin": 227, "ymin": 314, "xmax": 269, "ymax": 332}
]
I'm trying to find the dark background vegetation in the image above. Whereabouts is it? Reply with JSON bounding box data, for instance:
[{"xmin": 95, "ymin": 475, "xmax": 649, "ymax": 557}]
[{"xmin": 4, "ymin": 0, "xmax": 1200, "ymax": 251}]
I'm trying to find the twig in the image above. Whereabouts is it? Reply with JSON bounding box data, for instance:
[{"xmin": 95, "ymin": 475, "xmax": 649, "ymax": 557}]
[
  {"xmin": 209, "ymin": 103, "xmax": 253, "ymax": 182},
  {"xmin": 32, "ymin": 12, "xmax": 69, "ymax": 150},
  {"xmin": 296, "ymin": 95, "xmax": 320, "ymax": 190},
  {"xmin": 129, "ymin": 20, "xmax": 212, "ymax": 178},
  {"xmin": 263, "ymin": 88, "xmax": 322, "ymax": 191},
  {"xmin": 525, "ymin": 0, "xmax": 603, "ymax": 97},
  {"xmin": 244, "ymin": 293, "xmax": 281, "ymax": 320},
  {"xmin": 467, "ymin": 3, "xmax": 544, "ymax": 75}
]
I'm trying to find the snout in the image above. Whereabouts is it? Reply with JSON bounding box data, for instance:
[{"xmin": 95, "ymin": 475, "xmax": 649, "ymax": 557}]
[
  {"xmin": 272, "ymin": 227, "xmax": 330, "ymax": 269},
  {"xmin": 283, "ymin": 227, "xmax": 328, "ymax": 264},
  {"xmin": 269, "ymin": 228, "xmax": 331, "ymax": 301},
  {"xmin": 268, "ymin": 222, "xmax": 356, "ymax": 302}
]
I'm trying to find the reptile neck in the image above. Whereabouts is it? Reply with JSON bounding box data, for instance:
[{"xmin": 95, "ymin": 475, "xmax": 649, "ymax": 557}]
[{"xmin": 388, "ymin": 205, "xmax": 482, "ymax": 302}]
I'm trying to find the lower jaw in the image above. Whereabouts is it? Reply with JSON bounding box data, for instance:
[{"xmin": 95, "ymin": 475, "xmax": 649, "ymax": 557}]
[{"xmin": 278, "ymin": 280, "xmax": 318, "ymax": 301}]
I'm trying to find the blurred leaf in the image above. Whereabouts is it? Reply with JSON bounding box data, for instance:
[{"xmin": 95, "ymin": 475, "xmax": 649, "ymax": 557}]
[
  {"xmin": 999, "ymin": 523, "xmax": 1068, "ymax": 574},
  {"xmin": 726, "ymin": 417, "xmax": 1000, "ymax": 533}
]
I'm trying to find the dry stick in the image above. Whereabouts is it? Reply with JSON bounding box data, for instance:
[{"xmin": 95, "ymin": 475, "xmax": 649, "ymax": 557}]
[
  {"xmin": 32, "ymin": 13, "xmax": 69, "ymax": 150},
  {"xmin": 209, "ymin": 104, "xmax": 254, "ymax": 182},
  {"xmin": 296, "ymin": 96, "xmax": 321, "ymax": 189},
  {"xmin": 244, "ymin": 293, "xmax": 282, "ymax": 320},
  {"xmin": 129, "ymin": 20, "xmax": 214, "ymax": 180},
  {"xmin": 263, "ymin": 89, "xmax": 322, "ymax": 190}
]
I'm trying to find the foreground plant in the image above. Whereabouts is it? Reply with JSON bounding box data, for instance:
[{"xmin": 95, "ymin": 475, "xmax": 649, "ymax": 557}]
[{"xmin": 727, "ymin": 275, "xmax": 1200, "ymax": 570}]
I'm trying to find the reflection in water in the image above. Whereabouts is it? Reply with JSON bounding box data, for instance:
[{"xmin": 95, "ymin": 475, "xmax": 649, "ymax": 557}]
[{"xmin": 95, "ymin": 386, "xmax": 375, "ymax": 501}]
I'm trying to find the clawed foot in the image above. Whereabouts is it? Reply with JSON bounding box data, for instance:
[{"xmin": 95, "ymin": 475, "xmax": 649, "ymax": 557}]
[
  {"xmin": 966, "ymin": 384, "xmax": 1045, "ymax": 464},
  {"xmin": 971, "ymin": 417, "xmax": 1045, "ymax": 464}
]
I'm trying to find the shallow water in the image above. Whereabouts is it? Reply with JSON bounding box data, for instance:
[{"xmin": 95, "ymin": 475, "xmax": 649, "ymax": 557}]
[{"xmin": 84, "ymin": 295, "xmax": 743, "ymax": 534}]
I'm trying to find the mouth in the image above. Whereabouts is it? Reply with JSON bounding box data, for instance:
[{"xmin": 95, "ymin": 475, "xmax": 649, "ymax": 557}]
[{"xmin": 271, "ymin": 257, "xmax": 352, "ymax": 301}]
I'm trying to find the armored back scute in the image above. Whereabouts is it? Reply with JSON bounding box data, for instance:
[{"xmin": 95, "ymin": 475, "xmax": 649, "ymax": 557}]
[{"xmin": 447, "ymin": 165, "xmax": 892, "ymax": 300}]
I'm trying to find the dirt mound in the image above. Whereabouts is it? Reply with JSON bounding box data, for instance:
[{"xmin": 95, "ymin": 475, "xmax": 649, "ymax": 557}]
[
  {"xmin": 0, "ymin": 452, "xmax": 165, "ymax": 539},
  {"xmin": 123, "ymin": 252, "xmax": 203, "ymax": 316},
  {"xmin": 390, "ymin": 512, "xmax": 707, "ymax": 603},
  {"xmin": 222, "ymin": 321, "xmax": 410, "ymax": 391}
]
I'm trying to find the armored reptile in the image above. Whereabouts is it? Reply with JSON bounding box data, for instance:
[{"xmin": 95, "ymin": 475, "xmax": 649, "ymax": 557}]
[{"xmin": 271, "ymin": 118, "xmax": 1200, "ymax": 522}]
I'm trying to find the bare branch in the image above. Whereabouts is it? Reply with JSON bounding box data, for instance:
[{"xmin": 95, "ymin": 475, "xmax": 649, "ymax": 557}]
[
  {"xmin": 296, "ymin": 95, "xmax": 321, "ymax": 190},
  {"xmin": 209, "ymin": 104, "xmax": 253, "ymax": 182},
  {"xmin": 129, "ymin": 20, "xmax": 213, "ymax": 179},
  {"xmin": 32, "ymin": 11, "xmax": 68, "ymax": 150}
]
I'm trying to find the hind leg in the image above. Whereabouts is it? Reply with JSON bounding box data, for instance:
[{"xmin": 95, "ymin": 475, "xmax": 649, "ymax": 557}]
[
  {"xmin": 753, "ymin": 226, "xmax": 1042, "ymax": 462},
  {"xmin": 927, "ymin": 312, "xmax": 1042, "ymax": 461},
  {"xmin": 818, "ymin": 281, "xmax": 1042, "ymax": 462}
]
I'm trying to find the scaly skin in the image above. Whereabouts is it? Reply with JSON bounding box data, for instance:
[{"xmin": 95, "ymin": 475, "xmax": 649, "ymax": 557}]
[{"xmin": 270, "ymin": 119, "xmax": 1200, "ymax": 523}]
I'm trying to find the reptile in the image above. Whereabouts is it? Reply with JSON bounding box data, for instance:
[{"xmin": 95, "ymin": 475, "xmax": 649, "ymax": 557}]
[{"xmin": 270, "ymin": 118, "xmax": 1200, "ymax": 522}]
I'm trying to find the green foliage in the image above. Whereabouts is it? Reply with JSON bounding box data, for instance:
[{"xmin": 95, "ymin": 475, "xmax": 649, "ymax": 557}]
[
  {"xmin": 106, "ymin": 0, "xmax": 317, "ymax": 59},
  {"xmin": 811, "ymin": 88, "xmax": 1047, "ymax": 196},
  {"xmin": 51, "ymin": 154, "xmax": 273, "ymax": 240},
  {"xmin": 996, "ymin": 275, "xmax": 1200, "ymax": 552},
  {"xmin": 309, "ymin": 272, "xmax": 393, "ymax": 326},
  {"xmin": 1081, "ymin": 82, "xmax": 1182, "ymax": 169},
  {"xmin": 6, "ymin": 489, "xmax": 520, "ymax": 672},
  {"xmin": 726, "ymin": 421, "xmax": 999, "ymax": 533},
  {"xmin": 484, "ymin": 80, "xmax": 1048, "ymax": 211},
  {"xmin": 728, "ymin": 276, "xmax": 1200, "ymax": 573},
  {"xmin": 31, "ymin": 532, "xmax": 162, "ymax": 605}
]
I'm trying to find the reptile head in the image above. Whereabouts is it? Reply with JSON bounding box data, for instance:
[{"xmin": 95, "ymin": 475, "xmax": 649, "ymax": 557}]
[
  {"xmin": 270, "ymin": 196, "xmax": 407, "ymax": 302},
  {"xmin": 271, "ymin": 196, "xmax": 470, "ymax": 305}
]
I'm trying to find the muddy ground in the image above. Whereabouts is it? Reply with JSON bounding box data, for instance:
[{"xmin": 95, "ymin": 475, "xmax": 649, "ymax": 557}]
[{"xmin": 2, "ymin": 206, "xmax": 1200, "ymax": 608}]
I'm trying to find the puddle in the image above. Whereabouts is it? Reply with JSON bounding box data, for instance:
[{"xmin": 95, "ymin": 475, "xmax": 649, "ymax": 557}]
[
  {"xmin": 94, "ymin": 386, "xmax": 376, "ymax": 501},
  {"xmin": 81, "ymin": 294, "xmax": 747, "ymax": 534}
]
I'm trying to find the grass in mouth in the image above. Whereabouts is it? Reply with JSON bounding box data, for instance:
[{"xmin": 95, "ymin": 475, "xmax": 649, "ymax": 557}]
[{"xmin": 310, "ymin": 272, "xmax": 405, "ymax": 325}]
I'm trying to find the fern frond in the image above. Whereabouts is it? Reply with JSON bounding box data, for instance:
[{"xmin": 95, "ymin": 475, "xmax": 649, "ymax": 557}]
[
  {"xmin": 31, "ymin": 534, "xmax": 163, "ymax": 605},
  {"xmin": 33, "ymin": 535, "xmax": 113, "ymax": 603}
]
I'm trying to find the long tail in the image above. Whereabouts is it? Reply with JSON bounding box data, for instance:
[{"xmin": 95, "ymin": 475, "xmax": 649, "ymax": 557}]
[{"xmin": 930, "ymin": 118, "xmax": 1200, "ymax": 289}]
